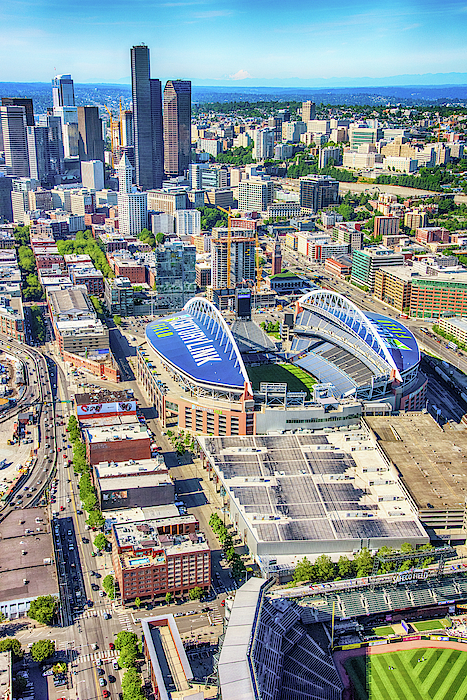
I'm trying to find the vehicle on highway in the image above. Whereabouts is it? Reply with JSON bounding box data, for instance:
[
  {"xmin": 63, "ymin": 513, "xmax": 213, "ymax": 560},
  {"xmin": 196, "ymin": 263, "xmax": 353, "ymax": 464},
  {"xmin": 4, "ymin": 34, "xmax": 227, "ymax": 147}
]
[{"xmin": 99, "ymin": 678, "xmax": 107, "ymax": 686}]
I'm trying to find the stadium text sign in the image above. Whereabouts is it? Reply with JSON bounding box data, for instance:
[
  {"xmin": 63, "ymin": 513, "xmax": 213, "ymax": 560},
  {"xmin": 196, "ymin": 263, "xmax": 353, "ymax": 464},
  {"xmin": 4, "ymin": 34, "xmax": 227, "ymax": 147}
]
[
  {"xmin": 393, "ymin": 569, "xmax": 429, "ymax": 585},
  {"xmin": 152, "ymin": 315, "xmax": 223, "ymax": 367}
]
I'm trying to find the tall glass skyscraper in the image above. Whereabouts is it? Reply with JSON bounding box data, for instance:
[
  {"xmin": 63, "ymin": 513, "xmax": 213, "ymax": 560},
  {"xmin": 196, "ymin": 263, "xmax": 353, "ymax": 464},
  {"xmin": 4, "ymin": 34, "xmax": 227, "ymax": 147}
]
[
  {"xmin": 163, "ymin": 80, "xmax": 191, "ymax": 177},
  {"xmin": 52, "ymin": 74, "xmax": 75, "ymax": 109},
  {"xmin": 130, "ymin": 45, "xmax": 163, "ymax": 190}
]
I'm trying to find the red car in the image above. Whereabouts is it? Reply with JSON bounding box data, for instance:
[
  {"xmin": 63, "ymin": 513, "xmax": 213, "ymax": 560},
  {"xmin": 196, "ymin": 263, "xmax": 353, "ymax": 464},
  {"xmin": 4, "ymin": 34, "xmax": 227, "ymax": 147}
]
[
  {"xmin": 109, "ymin": 642, "xmax": 115, "ymax": 650},
  {"xmin": 103, "ymin": 691, "xmax": 110, "ymax": 698},
  {"xmin": 60, "ymin": 505, "xmax": 65, "ymax": 511}
]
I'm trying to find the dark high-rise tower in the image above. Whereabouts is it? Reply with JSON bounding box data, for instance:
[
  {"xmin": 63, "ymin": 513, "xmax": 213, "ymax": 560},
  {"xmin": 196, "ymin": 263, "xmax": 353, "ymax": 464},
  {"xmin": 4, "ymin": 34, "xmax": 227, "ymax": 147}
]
[
  {"xmin": 1, "ymin": 98, "xmax": 34, "ymax": 127},
  {"xmin": 77, "ymin": 106, "xmax": 104, "ymax": 163},
  {"xmin": 163, "ymin": 80, "xmax": 191, "ymax": 177},
  {"xmin": 130, "ymin": 45, "xmax": 163, "ymax": 190}
]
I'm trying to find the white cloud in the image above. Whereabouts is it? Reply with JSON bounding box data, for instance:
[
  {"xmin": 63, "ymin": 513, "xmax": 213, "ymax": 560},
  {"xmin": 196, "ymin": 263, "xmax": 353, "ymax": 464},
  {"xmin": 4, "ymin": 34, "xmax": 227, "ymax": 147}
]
[{"xmin": 229, "ymin": 69, "xmax": 252, "ymax": 80}]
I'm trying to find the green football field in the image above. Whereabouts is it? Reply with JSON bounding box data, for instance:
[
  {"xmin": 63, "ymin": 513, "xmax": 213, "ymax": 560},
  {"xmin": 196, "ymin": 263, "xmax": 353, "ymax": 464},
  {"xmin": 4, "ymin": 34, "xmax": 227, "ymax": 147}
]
[
  {"xmin": 246, "ymin": 363, "xmax": 316, "ymax": 398},
  {"xmin": 344, "ymin": 648, "xmax": 467, "ymax": 700}
]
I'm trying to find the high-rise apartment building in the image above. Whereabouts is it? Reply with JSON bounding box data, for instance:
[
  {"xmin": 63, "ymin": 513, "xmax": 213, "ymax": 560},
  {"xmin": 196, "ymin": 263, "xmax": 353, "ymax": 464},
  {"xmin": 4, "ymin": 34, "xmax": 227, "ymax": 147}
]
[
  {"xmin": 253, "ymin": 128, "xmax": 275, "ymax": 160},
  {"xmin": 52, "ymin": 74, "xmax": 75, "ymax": 109},
  {"xmin": 149, "ymin": 240, "xmax": 196, "ymax": 309},
  {"xmin": 163, "ymin": 80, "xmax": 191, "ymax": 176},
  {"xmin": 1, "ymin": 98, "xmax": 34, "ymax": 126},
  {"xmin": 0, "ymin": 106, "xmax": 29, "ymax": 177},
  {"xmin": 121, "ymin": 110, "xmax": 133, "ymax": 147},
  {"xmin": 117, "ymin": 153, "xmax": 147, "ymax": 236},
  {"xmin": 299, "ymin": 175, "xmax": 339, "ymax": 213},
  {"xmin": 211, "ymin": 227, "xmax": 256, "ymax": 288},
  {"xmin": 130, "ymin": 45, "xmax": 164, "ymax": 190},
  {"xmin": 302, "ymin": 100, "xmax": 316, "ymax": 122},
  {"xmin": 77, "ymin": 107, "xmax": 104, "ymax": 163},
  {"xmin": 174, "ymin": 209, "xmax": 201, "ymax": 237}
]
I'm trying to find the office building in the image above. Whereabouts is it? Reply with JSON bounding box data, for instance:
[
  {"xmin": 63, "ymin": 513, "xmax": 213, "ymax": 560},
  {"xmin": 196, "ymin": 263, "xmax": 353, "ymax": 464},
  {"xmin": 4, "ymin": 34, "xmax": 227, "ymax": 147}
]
[
  {"xmin": 117, "ymin": 154, "xmax": 147, "ymax": 236},
  {"xmin": 253, "ymin": 128, "xmax": 275, "ymax": 160},
  {"xmin": 332, "ymin": 222, "xmax": 363, "ymax": 251},
  {"xmin": 52, "ymin": 74, "xmax": 75, "ymax": 109},
  {"xmin": 299, "ymin": 175, "xmax": 339, "ymax": 213},
  {"xmin": 147, "ymin": 188, "xmax": 187, "ymax": 214},
  {"xmin": 349, "ymin": 124, "xmax": 383, "ymax": 149},
  {"xmin": 238, "ymin": 177, "xmax": 274, "ymax": 211},
  {"xmin": 163, "ymin": 80, "xmax": 191, "ymax": 176},
  {"xmin": 272, "ymin": 231, "xmax": 282, "ymax": 275},
  {"xmin": 374, "ymin": 215, "xmax": 400, "ymax": 238},
  {"xmin": 1, "ymin": 98, "xmax": 34, "ymax": 126},
  {"xmin": 81, "ymin": 160, "xmax": 105, "ymax": 191},
  {"xmin": 282, "ymin": 121, "xmax": 307, "ymax": 143},
  {"xmin": 131, "ymin": 45, "xmax": 164, "ymax": 190},
  {"xmin": 415, "ymin": 226, "xmax": 449, "ymax": 245},
  {"xmin": 188, "ymin": 162, "xmax": 228, "ymax": 190},
  {"xmin": 302, "ymin": 100, "xmax": 316, "ymax": 122},
  {"xmin": 405, "ymin": 209, "xmax": 429, "ymax": 231},
  {"xmin": 174, "ymin": 209, "xmax": 201, "ymax": 237},
  {"xmin": 121, "ymin": 110, "xmax": 133, "ymax": 147},
  {"xmin": 211, "ymin": 227, "xmax": 256, "ymax": 288},
  {"xmin": 104, "ymin": 276, "xmax": 134, "ymax": 316},
  {"xmin": 27, "ymin": 126, "xmax": 52, "ymax": 184},
  {"xmin": 318, "ymin": 145, "xmax": 341, "ymax": 169},
  {"xmin": 351, "ymin": 247, "xmax": 405, "ymax": 290},
  {"xmin": 0, "ymin": 106, "xmax": 29, "ymax": 177},
  {"xmin": 77, "ymin": 106, "xmax": 104, "ymax": 163},
  {"xmin": 47, "ymin": 285, "xmax": 109, "ymax": 355}
]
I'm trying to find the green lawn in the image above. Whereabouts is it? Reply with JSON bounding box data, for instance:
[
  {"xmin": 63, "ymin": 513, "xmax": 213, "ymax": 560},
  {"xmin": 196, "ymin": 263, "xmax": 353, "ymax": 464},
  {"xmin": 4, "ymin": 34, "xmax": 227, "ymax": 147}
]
[
  {"xmin": 372, "ymin": 626, "xmax": 395, "ymax": 637},
  {"xmin": 344, "ymin": 648, "xmax": 467, "ymax": 700},
  {"xmin": 246, "ymin": 363, "xmax": 316, "ymax": 398},
  {"xmin": 412, "ymin": 619, "xmax": 450, "ymax": 632}
]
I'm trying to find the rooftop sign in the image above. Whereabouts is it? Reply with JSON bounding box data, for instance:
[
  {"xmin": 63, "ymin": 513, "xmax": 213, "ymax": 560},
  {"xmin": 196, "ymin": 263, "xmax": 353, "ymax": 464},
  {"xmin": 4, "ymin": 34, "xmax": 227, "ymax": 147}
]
[{"xmin": 365, "ymin": 313, "xmax": 420, "ymax": 373}]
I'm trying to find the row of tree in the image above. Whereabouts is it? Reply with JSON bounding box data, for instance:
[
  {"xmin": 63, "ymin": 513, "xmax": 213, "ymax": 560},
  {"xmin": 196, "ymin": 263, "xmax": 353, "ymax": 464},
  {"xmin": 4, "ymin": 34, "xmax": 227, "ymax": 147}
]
[
  {"xmin": 209, "ymin": 513, "xmax": 246, "ymax": 580},
  {"xmin": 56, "ymin": 230, "xmax": 114, "ymax": 278},
  {"xmin": 166, "ymin": 429, "xmax": 196, "ymax": 456},
  {"xmin": 30, "ymin": 304, "xmax": 46, "ymax": 343},
  {"xmin": 17, "ymin": 245, "xmax": 44, "ymax": 302},
  {"xmin": 292, "ymin": 543, "xmax": 435, "ymax": 584},
  {"xmin": 115, "ymin": 631, "xmax": 144, "ymax": 700},
  {"xmin": 67, "ymin": 416, "xmax": 105, "ymax": 529},
  {"xmin": 137, "ymin": 229, "xmax": 165, "ymax": 249}
]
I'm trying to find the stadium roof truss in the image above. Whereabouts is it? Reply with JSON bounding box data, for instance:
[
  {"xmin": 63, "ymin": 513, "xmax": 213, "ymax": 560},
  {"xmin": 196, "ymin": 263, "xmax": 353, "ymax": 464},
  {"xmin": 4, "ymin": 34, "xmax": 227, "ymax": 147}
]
[
  {"xmin": 298, "ymin": 290, "xmax": 402, "ymax": 383},
  {"xmin": 184, "ymin": 297, "xmax": 253, "ymax": 395}
]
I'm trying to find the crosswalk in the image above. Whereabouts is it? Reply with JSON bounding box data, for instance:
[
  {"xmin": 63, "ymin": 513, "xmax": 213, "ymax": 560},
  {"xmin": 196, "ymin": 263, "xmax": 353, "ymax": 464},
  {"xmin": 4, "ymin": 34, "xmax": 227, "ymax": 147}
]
[
  {"xmin": 116, "ymin": 610, "xmax": 133, "ymax": 631},
  {"xmin": 78, "ymin": 649, "xmax": 118, "ymax": 664},
  {"xmin": 79, "ymin": 608, "xmax": 113, "ymax": 619},
  {"xmin": 211, "ymin": 611, "xmax": 223, "ymax": 624}
]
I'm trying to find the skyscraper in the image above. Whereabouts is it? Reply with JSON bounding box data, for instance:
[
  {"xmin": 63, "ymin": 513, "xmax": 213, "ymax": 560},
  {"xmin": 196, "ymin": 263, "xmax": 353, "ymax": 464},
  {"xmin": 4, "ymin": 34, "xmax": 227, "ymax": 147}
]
[
  {"xmin": 130, "ymin": 45, "xmax": 164, "ymax": 190},
  {"xmin": 1, "ymin": 98, "xmax": 34, "ymax": 126},
  {"xmin": 302, "ymin": 100, "xmax": 316, "ymax": 122},
  {"xmin": 211, "ymin": 228, "xmax": 256, "ymax": 289},
  {"xmin": 117, "ymin": 153, "xmax": 147, "ymax": 236},
  {"xmin": 27, "ymin": 126, "xmax": 51, "ymax": 182},
  {"xmin": 272, "ymin": 231, "xmax": 282, "ymax": 276},
  {"xmin": 0, "ymin": 106, "xmax": 29, "ymax": 177},
  {"xmin": 163, "ymin": 80, "xmax": 191, "ymax": 177},
  {"xmin": 52, "ymin": 74, "xmax": 75, "ymax": 109},
  {"xmin": 77, "ymin": 106, "xmax": 104, "ymax": 163}
]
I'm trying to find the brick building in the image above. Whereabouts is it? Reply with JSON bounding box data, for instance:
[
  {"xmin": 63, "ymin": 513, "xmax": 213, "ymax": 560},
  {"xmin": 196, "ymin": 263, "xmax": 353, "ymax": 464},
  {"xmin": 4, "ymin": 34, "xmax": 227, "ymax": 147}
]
[
  {"xmin": 111, "ymin": 518, "xmax": 211, "ymax": 603},
  {"xmin": 415, "ymin": 227, "xmax": 449, "ymax": 245},
  {"xmin": 83, "ymin": 422, "xmax": 152, "ymax": 465}
]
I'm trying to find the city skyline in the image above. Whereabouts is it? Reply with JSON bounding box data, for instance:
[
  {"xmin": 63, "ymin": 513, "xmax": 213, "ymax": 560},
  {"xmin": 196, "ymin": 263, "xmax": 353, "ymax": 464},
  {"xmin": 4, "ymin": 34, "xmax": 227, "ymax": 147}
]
[{"xmin": 1, "ymin": 0, "xmax": 467, "ymax": 84}]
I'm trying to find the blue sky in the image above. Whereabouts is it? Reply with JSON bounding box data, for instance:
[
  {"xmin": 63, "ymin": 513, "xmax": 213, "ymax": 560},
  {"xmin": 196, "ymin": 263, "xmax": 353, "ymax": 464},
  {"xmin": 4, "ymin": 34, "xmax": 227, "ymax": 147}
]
[{"xmin": 1, "ymin": 0, "xmax": 467, "ymax": 84}]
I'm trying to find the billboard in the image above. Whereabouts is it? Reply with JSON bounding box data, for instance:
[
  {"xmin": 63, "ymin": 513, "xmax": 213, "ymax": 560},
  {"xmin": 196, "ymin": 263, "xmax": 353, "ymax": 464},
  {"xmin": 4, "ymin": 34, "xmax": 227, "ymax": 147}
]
[
  {"xmin": 77, "ymin": 400, "xmax": 136, "ymax": 417},
  {"xmin": 146, "ymin": 313, "xmax": 245, "ymax": 388}
]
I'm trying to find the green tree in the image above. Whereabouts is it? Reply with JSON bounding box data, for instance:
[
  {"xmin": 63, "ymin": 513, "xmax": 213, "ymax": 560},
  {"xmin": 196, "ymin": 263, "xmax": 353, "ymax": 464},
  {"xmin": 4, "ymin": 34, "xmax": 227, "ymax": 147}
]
[
  {"xmin": 313, "ymin": 554, "xmax": 335, "ymax": 582},
  {"xmin": 86, "ymin": 510, "xmax": 105, "ymax": 529},
  {"xmin": 93, "ymin": 533, "xmax": 109, "ymax": 551},
  {"xmin": 293, "ymin": 556, "xmax": 314, "ymax": 583},
  {"xmin": 30, "ymin": 639, "xmax": 55, "ymax": 663},
  {"xmin": 115, "ymin": 630, "xmax": 139, "ymax": 651},
  {"xmin": 13, "ymin": 675, "xmax": 28, "ymax": 696},
  {"xmin": 337, "ymin": 555, "xmax": 355, "ymax": 579},
  {"xmin": 165, "ymin": 592, "xmax": 173, "ymax": 604},
  {"xmin": 122, "ymin": 667, "xmax": 144, "ymax": 699},
  {"xmin": 119, "ymin": 644, "xmax": 138, "ymax": 669},
  {"xmin": 188, "ymin": 587, "xmax": 204, "ymax": 601},
  {"xmin": 102, "ymin": 575, "xmax": 115, "ymax": 598},
  {"xmin": 0, "ymin": 638, "xmax": 23, "ymax": 660},
  {"xmin": 155, "ymin": 232, "xmax": 165, "ymax": 244},
  {"xmin": 113, "ymin": 315, "xmax": 122, "ymax": 326},
  {"xmin": 354, "ymin": 548, "xmax": 374, "ymax": 578},
  {"xmin": 28, "ymin": 595, "xmax": 58, "ymax": 625},
  {"xmin": 134, "ymin": 597, "xmax": 141, "ymax": 609}
]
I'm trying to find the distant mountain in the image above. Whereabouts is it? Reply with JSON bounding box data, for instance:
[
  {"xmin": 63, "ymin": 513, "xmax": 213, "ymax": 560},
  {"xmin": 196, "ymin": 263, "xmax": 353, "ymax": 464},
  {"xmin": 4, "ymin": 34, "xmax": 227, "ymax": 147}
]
[{"xmin": 192, "ymin": 72, "xmax": 467, "ymax": 88}]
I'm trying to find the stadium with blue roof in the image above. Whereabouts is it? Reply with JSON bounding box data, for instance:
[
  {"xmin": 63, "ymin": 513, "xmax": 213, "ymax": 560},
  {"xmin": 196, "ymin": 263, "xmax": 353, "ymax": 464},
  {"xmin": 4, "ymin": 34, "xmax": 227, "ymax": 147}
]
[{"xmin": 291, "ymin": 289, "xmax": 426, "ymax": 411}]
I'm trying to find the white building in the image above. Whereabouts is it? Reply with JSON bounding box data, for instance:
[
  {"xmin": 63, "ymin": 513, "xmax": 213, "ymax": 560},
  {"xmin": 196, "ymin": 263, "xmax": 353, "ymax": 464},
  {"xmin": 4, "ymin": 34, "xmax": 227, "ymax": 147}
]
[
  {"xmin": 253, "ymin": 128, "xmax": 275, "ymax": 160},
  {"xmin": 174, "ymin": 209, "xmax": 201, "ymax": 237},
  {"xmin": 238, "ymin": 177, "xmax": 274, "ymax": 212},
  {"xmin": 383, "ymin": 156, "xmax": 418, "ymax": 173},
  {"xmin": 117, "ymin": 154, "xmax": 147, "ymax": 236},
  {"xmin": 81, "ymin": 160, "xmax": 104, "ymax": 191},
  {"xmin": 281, "ymin": 121, "xmax": 307, "ymax": 143}
]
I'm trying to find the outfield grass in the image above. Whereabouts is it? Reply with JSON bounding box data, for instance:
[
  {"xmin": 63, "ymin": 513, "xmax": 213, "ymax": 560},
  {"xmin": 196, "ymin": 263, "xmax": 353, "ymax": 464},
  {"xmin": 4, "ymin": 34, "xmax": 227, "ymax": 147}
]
[
  {"xmin": 246, "ymin": 363, "xmax": 316, "ymax": 398},
  {"xmin": 412, "ymin": 619, "xmax": 450, "ymax": 632},
  {"xmin": 372, "ymin": 626, "xmax": 395, "ymax": 637},
  {"xmin": 344, "ymin": 648, "xmax": 467, "ymax": 700}
]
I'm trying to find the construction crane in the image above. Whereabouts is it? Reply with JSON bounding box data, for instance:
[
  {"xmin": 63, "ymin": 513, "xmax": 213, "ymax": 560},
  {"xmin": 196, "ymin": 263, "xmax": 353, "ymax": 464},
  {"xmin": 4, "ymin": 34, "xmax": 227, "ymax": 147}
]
[
  {"xmin": 104, "ymin": 105, "xmax": 115, "ymax": 168},
  {"xmin": 216, "ymin": 205, "xmax": 232, "ymax": 289}
]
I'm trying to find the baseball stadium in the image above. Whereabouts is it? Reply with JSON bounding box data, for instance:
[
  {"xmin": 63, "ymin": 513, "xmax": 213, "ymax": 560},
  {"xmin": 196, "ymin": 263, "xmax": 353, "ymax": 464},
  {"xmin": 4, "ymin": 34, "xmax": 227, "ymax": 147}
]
[
  {"xmin": 135, "ymin": 290, "xmax": 427, "ymax": 436},
  {"xmin": 219, "ymin": 550, "xmax": 467, "ymax": 700}
]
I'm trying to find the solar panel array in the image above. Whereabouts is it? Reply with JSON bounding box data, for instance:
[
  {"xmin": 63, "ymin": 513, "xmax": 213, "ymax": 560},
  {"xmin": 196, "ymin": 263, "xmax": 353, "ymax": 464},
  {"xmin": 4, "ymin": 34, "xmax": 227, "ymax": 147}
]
[{"xmin": 205, "ymin": 433, "xmax": 421, "ymax": 545}]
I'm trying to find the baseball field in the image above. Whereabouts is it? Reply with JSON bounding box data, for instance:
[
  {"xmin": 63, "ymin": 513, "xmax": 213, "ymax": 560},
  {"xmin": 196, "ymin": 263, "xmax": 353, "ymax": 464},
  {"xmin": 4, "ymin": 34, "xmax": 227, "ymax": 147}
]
[{"xmin": 344, "ymin": 647, "xmax": 467, "ymax": 700}]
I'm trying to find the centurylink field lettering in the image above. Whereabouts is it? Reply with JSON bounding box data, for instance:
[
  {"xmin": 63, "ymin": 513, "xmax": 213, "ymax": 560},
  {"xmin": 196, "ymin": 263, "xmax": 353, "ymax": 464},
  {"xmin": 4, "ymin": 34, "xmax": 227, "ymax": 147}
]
[{"xmin": 152, "ymin": 315, "xmax": 223, "ymax": 367}]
